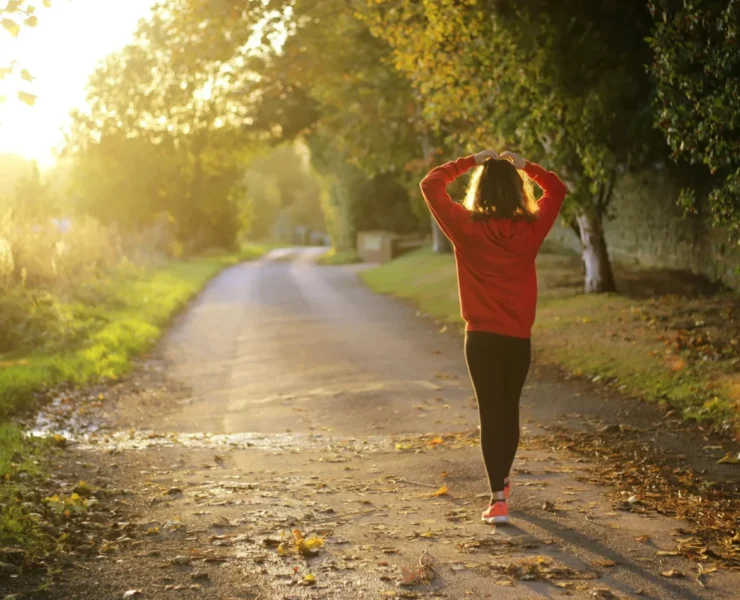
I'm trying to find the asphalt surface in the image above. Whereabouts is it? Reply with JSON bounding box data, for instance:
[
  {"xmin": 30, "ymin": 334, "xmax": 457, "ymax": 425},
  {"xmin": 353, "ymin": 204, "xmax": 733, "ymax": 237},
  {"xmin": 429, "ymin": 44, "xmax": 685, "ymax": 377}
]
[{"xmin": 19, "ymin": 247, "xmax": 739, "ymax": 600}]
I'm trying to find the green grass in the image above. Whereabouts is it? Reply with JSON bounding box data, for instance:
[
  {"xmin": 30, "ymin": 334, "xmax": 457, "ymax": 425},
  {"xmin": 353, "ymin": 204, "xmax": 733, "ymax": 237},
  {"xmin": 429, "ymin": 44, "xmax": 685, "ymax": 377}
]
[
  {"xmin": 361, "ymin": 246, "xmax": 740, "ymax": 437},
  {"xmin": 0, "ymin": 423, "xmax": 50, "ymax": 552},
  {"xmin": 361, "ymin": 248, "xmax": 460, "ymax": 323},
  {"xmin": 0, "ymin": 244, "xmax": 271, "ymax": 553},
  {"xmin": 317, "ymin": 247, "xmax": 362, "ymax": 266},
  {"xmin": 0, "ymin": 257, "xmax": 233, "ymax": 419},
  {"xmin": 239, "ymin": 242, "xmax": 280, "ymax": 261}
]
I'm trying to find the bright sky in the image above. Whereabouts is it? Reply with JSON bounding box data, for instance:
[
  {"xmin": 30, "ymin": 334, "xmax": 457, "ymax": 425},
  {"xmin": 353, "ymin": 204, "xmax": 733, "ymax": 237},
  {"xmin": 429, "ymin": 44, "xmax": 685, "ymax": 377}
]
[{"xmin": 0, "ymin": 0, "xmax": 157, "ymax": 167}]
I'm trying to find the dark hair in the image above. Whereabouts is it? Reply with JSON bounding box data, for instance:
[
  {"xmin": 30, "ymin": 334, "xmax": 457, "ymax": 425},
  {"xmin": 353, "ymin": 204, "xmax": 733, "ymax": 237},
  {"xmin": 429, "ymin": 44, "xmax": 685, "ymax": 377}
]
[{"xmin": 464, "ymin": 158, "xmax": 538, "ymax": 222}]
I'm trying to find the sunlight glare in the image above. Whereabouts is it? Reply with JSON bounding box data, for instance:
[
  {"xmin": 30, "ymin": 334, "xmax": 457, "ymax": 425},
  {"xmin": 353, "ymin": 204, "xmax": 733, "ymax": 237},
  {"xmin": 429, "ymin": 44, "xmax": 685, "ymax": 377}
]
[{"xmin": 0, "ymin": 0, "xmax": 158, "ymax": 167}]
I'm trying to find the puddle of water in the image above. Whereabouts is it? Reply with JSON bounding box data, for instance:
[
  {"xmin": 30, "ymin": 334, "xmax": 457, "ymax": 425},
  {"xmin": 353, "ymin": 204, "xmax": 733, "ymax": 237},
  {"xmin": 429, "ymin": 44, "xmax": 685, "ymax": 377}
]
[
  {"xmin": 29, "ymin": 428, "xmax": 396, "ymax": 453},
  {"xmin": 28, "ymin": 393, "xmax": 107, "ymax": 440}
]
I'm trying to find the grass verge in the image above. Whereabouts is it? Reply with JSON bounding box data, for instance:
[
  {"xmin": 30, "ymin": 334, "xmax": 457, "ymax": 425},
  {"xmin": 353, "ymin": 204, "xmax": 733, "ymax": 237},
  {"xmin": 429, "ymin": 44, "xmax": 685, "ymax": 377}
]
[
  {"xmin": 317, "ymin": 248, "xmax": 362, "ymax": 266},
  {"xmin": 0, "ymin": 244, "xmax": 271, "ymax": 552},
  {"xmin": 361, "ymin": 246, "xmax": 740, "ymax": 438}
]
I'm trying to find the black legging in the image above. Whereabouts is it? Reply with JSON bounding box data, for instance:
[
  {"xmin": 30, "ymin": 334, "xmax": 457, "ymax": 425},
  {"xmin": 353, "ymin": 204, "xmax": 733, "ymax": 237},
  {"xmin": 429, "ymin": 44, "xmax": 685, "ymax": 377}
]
[{"xmin": 465, "ymin": 331, "xmax": 531, "ymax": 499}]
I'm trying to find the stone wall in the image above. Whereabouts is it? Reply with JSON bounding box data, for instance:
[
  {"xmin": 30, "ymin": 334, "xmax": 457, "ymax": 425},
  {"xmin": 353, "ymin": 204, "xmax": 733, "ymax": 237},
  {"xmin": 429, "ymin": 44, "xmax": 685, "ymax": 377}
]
[{"xmin": 547, "ymin": 167, "xmax": 740, "ymax": 289}]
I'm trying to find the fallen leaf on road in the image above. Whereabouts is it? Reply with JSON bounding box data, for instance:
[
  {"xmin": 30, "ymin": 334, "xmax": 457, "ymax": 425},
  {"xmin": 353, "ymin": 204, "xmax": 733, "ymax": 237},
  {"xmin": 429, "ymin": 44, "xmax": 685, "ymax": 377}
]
[
  {"xmin": 123, "ymin": 592, "xmax": 144, "ymax": 599},
  {"xmin": 400, "ymin": 566, "xmax": 421, "ymax": 586},
  {"xmin": 431, "ymin": 485, "xmax": 448, "ymax": 497},
  {"xmin": 590, "ymin": 589, "xmax": 616, "ymax": 598},
  {"xmin": 716, "ymin": 453, "xmax": 739, "ymax": 464},
  {"xmin": 592, "ymin": 559, "xmax": 617, "ymax": 568},
  {"xmin": 302, "ymin": 573, "xmax": 316, "ymax": 586},
  {"xmin": 661, "ymin": 569, "xmax": 685, "ymax": 578},
  {"xmin": 635, "ymin": 535, "xmax": 651, "ymax": 543}
]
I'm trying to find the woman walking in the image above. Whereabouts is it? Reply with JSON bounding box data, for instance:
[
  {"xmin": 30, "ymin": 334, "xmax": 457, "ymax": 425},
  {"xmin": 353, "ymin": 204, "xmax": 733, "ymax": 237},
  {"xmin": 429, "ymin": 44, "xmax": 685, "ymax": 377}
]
[{"xmin": 420, "ymin": 150, "xmax": 566, "ymax": 524}]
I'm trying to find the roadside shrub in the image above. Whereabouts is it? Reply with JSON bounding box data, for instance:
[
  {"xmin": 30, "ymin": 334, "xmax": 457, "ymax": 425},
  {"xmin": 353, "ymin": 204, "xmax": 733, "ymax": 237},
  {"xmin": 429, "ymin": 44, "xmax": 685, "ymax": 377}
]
[
  {"xmin": 0, "ymin": 289, "xmax": 72, "ymax": 355},
  {"xmin": 0, "ymin": 210, "xmax": 122, "ymax": 294}
]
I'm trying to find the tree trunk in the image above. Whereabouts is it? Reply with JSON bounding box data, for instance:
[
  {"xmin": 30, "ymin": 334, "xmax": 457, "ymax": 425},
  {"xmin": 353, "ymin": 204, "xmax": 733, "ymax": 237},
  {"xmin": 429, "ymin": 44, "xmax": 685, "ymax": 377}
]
[
  {"xmin": 575, "ymin": 212, "xmax": 616, "ymax": 293},
  {"xmin": 431, "ymin": 218, "xmax": 453, "ymax": 254}
]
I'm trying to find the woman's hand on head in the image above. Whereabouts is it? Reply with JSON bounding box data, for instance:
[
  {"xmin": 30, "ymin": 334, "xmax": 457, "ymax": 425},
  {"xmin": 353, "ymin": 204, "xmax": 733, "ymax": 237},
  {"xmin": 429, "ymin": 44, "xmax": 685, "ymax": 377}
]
[
  {"xmin": 474, "ymin": 149, "xmax": 498, "ymax": 165},
  {"xmin": 499, "ymin": 151, "xmax": 527, "ymax": 170}
]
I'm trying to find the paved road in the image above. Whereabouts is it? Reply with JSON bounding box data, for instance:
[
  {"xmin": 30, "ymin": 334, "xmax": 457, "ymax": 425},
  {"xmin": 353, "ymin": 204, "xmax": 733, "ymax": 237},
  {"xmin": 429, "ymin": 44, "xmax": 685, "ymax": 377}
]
[
  {"xmin": 31, "ymin": 248, "xmax": 739, "ymax": 600},
  {"xmin": 153, "ymin": 247, "xmax": 475, "ymax": 436}
]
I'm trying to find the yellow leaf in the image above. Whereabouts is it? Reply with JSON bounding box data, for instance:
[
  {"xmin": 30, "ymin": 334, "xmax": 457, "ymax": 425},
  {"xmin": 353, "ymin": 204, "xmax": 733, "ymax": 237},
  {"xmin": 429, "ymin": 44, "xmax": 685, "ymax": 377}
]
[
  {"xmin": 717, "ymin": 453, "xmax": 739, "ymax": 465},
  {"xmin": 432, "ymin": 484, "xmax": 448, "ymax": 497},
  {"xmin": 661, "ymin": 569, "xmax": 685, "ymax": 578},
  {"xmin": 18, "ymin": 91, "xmax": 36, "ymax": 106},
  {"xmin": 303, "ymin": 573, "xmax": 316, "ymax": 585},
  {"xmin": 2, "ymin": 19, "xmax": 20, "ymax": 37},
  {"xmin": 304, "ymin": 536, "xmax": 324, "ymax": 551},
  {"xmin": 20, "ymin": 69, "xmax": 34, "ymax": 82},
  {"xmin": 44, "ymin": 0, "xmax": 52, "ymax": 8},
  {"xmin": 24, "ymin": 15, "xmax": 39, "ymax": 27}
]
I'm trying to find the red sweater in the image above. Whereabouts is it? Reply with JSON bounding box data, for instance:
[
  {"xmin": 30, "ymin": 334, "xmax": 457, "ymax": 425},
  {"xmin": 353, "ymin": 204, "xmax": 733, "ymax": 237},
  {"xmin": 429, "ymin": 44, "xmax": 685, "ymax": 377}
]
[{"xmin": 420, "ymin": 155, "xmax": 566, "ymax": 339}]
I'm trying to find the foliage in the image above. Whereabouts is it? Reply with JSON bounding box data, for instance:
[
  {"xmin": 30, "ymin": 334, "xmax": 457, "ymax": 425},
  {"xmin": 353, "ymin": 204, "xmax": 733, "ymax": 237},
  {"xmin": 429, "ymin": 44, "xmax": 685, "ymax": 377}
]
[
  {"xmin": 361, "ymin": 0, "xmax": 657, "ymax": 203},
  {"xmin": 65, "ymin": 1, "xmax": 256, "ymax": 252},
  {"xmin": 12, "ymin": 161, "xmax": 52, "ymax": 221},
  {"xmin": 648, "ymin": 0, "xmax": 740, "ymax": 237},
  {"xmin": 0, "ymin": 422, "xmax": 49, "ymax": 550},
  {"xmin": 243, "ymin": 143, "xmax": 325, "ymax": 241},
  {"xmin": 0, "ymin": 250, "xmax": 268, "ymax": 419},
  {"xmin": 317, "ymin": 248, "xmax": 362, "ymax": 266},
  {"xmin": 240, "ymin": 0, "xmax": 429, "ymax": 241},
  {"xmin": 359, "ymin": 0, "xmax": 663, "ymax": 290},
  {"xmin": 0, "ymin": 209, "xmax": 122, "ymax": 292},
  {"xmin": 0, "ymin": 0, "xmax": 51, "ymax": 106}
]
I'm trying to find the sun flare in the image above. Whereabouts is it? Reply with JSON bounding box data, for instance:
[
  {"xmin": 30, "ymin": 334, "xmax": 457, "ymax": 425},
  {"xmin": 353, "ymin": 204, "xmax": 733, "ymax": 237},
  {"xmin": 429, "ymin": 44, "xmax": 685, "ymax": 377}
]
[{"xmin": 0, "ymin": 0, "xmax": 157, "ymax": 166}]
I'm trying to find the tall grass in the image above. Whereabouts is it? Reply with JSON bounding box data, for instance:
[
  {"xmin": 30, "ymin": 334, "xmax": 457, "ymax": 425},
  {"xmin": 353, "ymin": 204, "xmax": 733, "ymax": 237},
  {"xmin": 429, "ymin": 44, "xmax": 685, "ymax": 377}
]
[
  {"xmin": 0, "ymin": 210, "xmax": 124, "ymax": 292},
  {"xmin": 0, "ymin": 209, "xmax": 173, "ymax": 357}
]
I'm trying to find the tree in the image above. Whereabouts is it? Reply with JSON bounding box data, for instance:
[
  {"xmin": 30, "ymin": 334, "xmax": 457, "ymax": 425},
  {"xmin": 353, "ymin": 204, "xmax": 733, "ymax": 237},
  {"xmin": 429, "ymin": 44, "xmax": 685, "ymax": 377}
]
[
  {"xmin": 64, "ymin": 1, "xmax": 256, "ymax": 252},
  {"xmin": 648, "ymin": 0, "xmax": 740, "ymax": 238},
  {"xmin": 13, "ymin": 161, "xmax": 50, "ymax": 221},
  {"xmin": 240, "ymin": 0, "xmax": 445, "ymax": 249},
  {"xmin": 360, "ymin": 0, "xmax": 660, "ymax": 292},
  {"xmin": 0, "ymin": 0, "xmax": 51, "ymax": 107},
  {"xmin": 242, "ymin": 142, "xmax": 325, "ymax": 241}
]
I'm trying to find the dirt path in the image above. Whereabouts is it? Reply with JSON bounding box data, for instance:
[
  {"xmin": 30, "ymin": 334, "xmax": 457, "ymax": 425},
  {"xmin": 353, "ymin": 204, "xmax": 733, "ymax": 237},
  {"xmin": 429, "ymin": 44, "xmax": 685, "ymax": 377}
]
[{"xmin": 8, "ymin": 248, "xmax": 739, "ymax": 600}]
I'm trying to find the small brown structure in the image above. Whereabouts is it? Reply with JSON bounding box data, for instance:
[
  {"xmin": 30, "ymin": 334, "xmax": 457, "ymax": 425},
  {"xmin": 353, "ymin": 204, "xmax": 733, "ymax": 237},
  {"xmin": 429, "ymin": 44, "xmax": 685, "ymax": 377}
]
[{"xmin": 356, "ymin": 230, "xmax": 427, "ymax": 263}]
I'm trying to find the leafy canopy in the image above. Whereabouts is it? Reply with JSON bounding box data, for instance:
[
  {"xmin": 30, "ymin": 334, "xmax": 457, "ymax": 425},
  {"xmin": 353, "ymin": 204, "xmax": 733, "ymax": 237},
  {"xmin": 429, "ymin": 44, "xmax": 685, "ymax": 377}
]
[
  {"xmin": 0, "ymin": 0, "xmax": 51, "ymax": 106},
  {"xmin": 648, "ymin": 0, "xmax": 740, "ymax": 237}
]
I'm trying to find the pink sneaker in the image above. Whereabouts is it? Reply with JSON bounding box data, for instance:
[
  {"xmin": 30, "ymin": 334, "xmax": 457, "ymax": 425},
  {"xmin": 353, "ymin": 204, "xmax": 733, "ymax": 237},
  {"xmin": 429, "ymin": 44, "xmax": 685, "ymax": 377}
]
[{"xmin": 482, "ymin": 501, "xmax": 509, "ymax": 524}]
